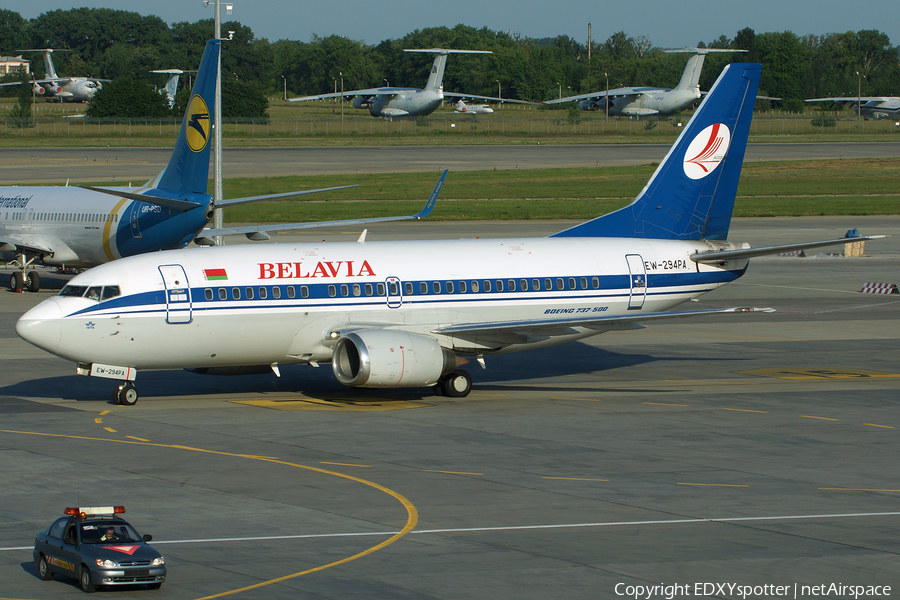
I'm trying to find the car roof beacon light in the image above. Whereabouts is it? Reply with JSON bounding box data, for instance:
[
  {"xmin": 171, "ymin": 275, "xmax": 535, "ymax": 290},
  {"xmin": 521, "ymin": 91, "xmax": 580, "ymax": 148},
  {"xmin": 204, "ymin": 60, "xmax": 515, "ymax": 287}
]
[{"xmin": 64, "ymin": 506, "xmax": 126, "ymax": 518}]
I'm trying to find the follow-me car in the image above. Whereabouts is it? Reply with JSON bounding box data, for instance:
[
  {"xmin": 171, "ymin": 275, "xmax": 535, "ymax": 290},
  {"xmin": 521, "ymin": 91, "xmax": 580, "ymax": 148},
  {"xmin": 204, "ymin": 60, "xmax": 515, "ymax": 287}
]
[{"xmin": 33, "ymin": 506, "xmax": 166, "ymax": 592}]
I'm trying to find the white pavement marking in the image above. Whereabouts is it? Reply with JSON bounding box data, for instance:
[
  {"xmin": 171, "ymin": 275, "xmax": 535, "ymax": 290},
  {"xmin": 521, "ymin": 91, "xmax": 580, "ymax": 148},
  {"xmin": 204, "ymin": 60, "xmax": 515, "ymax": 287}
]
[{"xmin": 5, "ymin": 511, "xmax": 899, "ymax": 552}]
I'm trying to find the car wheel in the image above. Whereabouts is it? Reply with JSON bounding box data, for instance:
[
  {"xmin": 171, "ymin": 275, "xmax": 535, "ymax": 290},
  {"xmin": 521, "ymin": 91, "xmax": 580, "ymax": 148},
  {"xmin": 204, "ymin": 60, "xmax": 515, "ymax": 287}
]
[
  {"xmin": 79, "ymin": 565, "xmax": 96, "ymax": 593},
  {"xmin": 37, "ymin": 554, "xmax": 54, "ymax": 581}
]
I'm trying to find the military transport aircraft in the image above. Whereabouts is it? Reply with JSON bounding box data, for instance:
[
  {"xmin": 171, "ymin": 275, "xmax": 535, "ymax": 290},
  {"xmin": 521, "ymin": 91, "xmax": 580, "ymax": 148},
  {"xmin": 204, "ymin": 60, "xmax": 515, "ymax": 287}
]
[
  {"xmin": 805, "ymin": 96, "xmax": 900, "ymax": 120},
  {"xmin": 0, "ymin": 49, "xmax": 107, "ymax": 102},
  {"xmin": 545, "ymin": 48, "xmax": 745, "ymax": 117},
  {"xmin": 17, "ymin": 62, "xmax": 882, "ymax": 405},
  {"xmin": 289, "ymin": 48, "xmax": 532, "ymax": 119},
  {"xmin": 1, "ymin": 40, "xmax": 442, "ymax": 293}
]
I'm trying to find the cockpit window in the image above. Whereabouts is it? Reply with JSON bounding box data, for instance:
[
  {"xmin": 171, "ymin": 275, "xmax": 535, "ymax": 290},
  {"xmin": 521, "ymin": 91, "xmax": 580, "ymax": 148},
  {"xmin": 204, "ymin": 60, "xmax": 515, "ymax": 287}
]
[
  {"xmin": 59, "ymin": 285, "xmax": 88, "ymax": 297},
  {"xmin": 101, "ymin": 286, "xmax": 121, "ymax": 301},
  {"xmin": 58, "ymin": 285, "xmax": 121, "ymax": 302}
]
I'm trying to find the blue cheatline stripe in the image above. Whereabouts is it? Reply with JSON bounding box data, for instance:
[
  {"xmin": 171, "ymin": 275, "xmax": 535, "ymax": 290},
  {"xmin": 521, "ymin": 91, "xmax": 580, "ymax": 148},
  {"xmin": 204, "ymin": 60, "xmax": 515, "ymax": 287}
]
[{"xmin": 63, "ymin": 270, "xmax": 743, "ymax": 319}]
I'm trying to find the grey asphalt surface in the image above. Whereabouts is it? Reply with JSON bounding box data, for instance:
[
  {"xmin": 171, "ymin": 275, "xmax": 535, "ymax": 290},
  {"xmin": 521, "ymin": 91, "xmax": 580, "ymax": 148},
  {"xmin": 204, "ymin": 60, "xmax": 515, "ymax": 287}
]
[
  {"xmin": 1, "ymin": 216, "xmax": 898, "ymax": 599},
  {"xmin": 3, "ymin": 142, "xmax": 900, "ymax": 183}
]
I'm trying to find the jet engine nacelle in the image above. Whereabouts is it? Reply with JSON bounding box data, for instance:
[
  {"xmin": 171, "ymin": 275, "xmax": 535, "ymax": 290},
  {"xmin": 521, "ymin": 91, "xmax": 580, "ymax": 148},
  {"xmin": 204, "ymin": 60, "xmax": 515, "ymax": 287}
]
[
  {"xmin": 332, "ymin": 329, "xmax": 457, "ymax": 388},
  {"xmin": 578, "ymin": 100, "xmax": 602, "ymax": 111},
  {"xmin": 352, "ymin": 96, "xmax": 373, "ymax": 109}
]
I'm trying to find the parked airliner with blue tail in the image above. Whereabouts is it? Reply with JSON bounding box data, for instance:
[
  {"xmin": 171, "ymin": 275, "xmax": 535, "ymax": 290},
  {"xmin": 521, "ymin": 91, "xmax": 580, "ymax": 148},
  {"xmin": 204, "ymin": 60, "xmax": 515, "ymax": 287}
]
[
  {"xmin": 17, "ymin": 63, "xmax": 882, "ymax": 404},
  {"xmin": 1, "ymin": 39, "xmax": 439, "ymax": 293}
]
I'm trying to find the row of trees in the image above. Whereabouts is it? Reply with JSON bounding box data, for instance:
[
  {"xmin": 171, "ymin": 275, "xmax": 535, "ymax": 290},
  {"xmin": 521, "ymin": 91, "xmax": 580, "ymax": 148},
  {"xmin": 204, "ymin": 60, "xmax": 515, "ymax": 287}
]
[{"xmin": 2, "ymin": 7, "xmax": 899, "ymax": 107}]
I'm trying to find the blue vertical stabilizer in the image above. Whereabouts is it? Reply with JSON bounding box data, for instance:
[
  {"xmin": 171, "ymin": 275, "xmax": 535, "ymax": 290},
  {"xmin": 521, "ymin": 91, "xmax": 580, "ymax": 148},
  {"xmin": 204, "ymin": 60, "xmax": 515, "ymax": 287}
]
[
  {"xmin": 150, "ymin": 40, "xmax": 220, "ymax": 197},
  {"xmin": 552, "ymin": 63, "xmax": 761, "ymax": 241}
]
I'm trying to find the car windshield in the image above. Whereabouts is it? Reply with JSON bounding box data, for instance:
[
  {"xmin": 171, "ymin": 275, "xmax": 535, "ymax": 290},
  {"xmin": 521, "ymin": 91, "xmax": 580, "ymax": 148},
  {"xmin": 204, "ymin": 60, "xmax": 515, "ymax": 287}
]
[{"xmin": 81, "ymin": 522, "xmax": 141, "ymax": 544}]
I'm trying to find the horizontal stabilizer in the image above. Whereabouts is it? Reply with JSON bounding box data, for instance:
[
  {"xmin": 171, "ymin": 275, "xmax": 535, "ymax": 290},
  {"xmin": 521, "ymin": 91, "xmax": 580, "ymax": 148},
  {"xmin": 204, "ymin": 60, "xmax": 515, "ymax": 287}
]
[
  {"xmin": 691, "ymin": 236, "xmax": 886, "ymax": 262},
  {"xmin": 78, "ymin": 186, "xmax": 203, "ymax": 211}
]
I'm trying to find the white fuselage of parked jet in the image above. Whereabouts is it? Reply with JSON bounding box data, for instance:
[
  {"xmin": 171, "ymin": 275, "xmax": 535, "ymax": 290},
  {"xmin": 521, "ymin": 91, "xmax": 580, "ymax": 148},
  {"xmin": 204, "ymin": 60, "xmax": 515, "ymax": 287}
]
[{"xmin": 17, "ymin": 236, "xmax": 747, "ymax": 373}]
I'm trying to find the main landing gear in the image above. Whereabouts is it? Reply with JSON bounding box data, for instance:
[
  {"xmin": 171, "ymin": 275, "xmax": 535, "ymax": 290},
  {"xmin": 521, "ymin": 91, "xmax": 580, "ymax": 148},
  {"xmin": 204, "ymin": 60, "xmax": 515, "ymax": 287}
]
[
  {"xmin": 8, "ymin": 256, "xmax": 41, "ymax": 292},
  {"xmin": 432, "ymin": 369, "xmax": 472, "ymax": 398},
  {"xmin": 113, "ymin": 382, "xmax": 139, "ymax": 405}
]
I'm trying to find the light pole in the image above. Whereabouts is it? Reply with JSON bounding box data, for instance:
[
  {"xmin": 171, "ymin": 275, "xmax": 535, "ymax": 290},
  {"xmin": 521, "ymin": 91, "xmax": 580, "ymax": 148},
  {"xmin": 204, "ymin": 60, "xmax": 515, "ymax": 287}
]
[
  {"xmin": 556, "ymin": 81, "xmax": 561, "ymax": 99},
  {"xmin": 604, "ymin": 72, "xmax": 609, "ymax": 119},
  {"xmin": 339, "ymin": 71, "xmax": 343, "ymax": 131},
  {"xmin": 281, "ymin": 74, "xmax": 285, "ymax": 101},
  {"xmin": 383, "ymin": 79, "xmax": 389, "ymax": 88},
  {"xmin": 495, "ymin": 79, "xmax": 500, "ymax": 100},
  {"xmin": 856, "ymin": 71, "xmax": 861, "ymax": 121}
]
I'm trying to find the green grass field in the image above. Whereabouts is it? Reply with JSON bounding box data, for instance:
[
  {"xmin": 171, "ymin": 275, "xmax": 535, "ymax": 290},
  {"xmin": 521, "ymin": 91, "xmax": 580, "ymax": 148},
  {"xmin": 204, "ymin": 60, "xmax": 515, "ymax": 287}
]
[{"xmin": 209, "ymin": 158, "xmax": 900, "ymax": 222}]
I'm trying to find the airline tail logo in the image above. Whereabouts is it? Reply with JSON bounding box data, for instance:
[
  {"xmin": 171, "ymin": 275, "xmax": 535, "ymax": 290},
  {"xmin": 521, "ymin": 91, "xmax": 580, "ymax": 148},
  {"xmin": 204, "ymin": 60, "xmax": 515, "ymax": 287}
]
[
  {"xmin": 185, "ymin": 95, "xmax": 211, "ymax": 153},
  {"xmin": 683, "ymin": 123, "xmax": 730, "ymax": 180}
]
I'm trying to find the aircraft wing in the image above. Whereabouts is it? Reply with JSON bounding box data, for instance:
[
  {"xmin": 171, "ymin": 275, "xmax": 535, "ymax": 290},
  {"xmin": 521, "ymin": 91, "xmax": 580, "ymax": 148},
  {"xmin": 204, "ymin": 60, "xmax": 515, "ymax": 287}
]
[
  {"xmin": 690, "ymin": 236, "xmax": 886, "ymax": 263},
  {"xmin": 194, "ymin": 170, "xmax": 446, "ymax": 244},
  {"xmin": 443, "ymin": 92, "xmax": 538, "ymax": 105},
  {"xmin": 289, "ymin": 87, "xmax": 412, "ymax": 102},
  {"xmin": 0, "ymin": 233, "xmax": 56, "ymax": 255},
  {"xmin": 214, "ymin": 185, "xmax": 358, "ymax": 208},
  {"xmin": 433, "ymin": 307, "xmax": 773, "ymax": 340},
  {"xmin": 543, "ymin": 87, "xmax": 653, "ymax": 105},
  {"xmin": 805, "ymin": 96, "xmax": 892, "ymax": 104}
]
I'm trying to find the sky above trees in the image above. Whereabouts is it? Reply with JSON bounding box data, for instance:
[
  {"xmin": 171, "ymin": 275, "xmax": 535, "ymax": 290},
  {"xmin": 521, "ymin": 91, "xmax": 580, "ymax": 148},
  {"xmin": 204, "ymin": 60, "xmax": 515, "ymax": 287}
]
[{"xmin": 12, "ymin": 0, "xmax": 900, "ymax": 50}]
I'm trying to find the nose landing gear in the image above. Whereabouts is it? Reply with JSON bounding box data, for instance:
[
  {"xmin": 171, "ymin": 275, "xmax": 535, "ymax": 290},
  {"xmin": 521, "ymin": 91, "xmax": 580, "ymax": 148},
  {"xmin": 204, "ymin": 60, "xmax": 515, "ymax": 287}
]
[{"xmin": 114, "ymin": 382, "xmax": 139, "ymax": 405}]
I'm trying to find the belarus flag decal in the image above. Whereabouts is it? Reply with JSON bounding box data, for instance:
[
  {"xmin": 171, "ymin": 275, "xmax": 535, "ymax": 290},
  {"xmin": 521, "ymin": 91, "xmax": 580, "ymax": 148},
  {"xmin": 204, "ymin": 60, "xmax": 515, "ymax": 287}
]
[{"xmin": 203, "ymin": 268, "xmax": 228, "ymax": 281}]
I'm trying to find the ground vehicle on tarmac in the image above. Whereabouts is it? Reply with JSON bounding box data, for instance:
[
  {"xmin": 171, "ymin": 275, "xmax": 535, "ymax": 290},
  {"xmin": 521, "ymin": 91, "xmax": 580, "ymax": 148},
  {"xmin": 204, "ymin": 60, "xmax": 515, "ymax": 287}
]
[{"xmin": 33, "ymin": 506, "xmax": 166, "ymax": 592}]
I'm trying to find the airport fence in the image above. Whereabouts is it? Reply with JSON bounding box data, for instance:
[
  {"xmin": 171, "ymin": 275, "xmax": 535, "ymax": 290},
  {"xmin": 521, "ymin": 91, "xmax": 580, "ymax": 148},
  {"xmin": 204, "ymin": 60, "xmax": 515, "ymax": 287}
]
[{"xmin": 2, "ymin": 113, "xmax": 899, "ymax": 140}]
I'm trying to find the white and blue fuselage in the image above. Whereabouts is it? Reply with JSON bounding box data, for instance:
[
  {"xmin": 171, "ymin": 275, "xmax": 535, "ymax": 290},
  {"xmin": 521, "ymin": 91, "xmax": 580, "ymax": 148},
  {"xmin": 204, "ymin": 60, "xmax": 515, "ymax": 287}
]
[{"xmin": 19, "ymin": 237, "xmax": 746, "ymax": 370}]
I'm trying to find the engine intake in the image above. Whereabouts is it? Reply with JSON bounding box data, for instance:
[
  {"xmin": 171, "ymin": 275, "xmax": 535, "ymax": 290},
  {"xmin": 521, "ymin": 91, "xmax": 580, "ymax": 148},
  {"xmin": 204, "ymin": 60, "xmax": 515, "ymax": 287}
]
[{"xmin": 332, "ymin": 330, "xmax": 456, "ymax": 388}]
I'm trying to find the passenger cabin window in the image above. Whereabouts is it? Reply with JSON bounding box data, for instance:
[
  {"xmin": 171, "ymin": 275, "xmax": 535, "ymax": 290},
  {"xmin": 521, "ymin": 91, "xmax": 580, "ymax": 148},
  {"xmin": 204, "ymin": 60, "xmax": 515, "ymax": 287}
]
[
  {"xmin": 218, "ymin": 288, "xmax": 227, "ymax": 300},
  {"xmin": 496, "ymin": 280, "xmax": 504, "ymax": 292},
  {"xmin": 340, "ymin": 284, "xmax": 349, "ymax": 297},
  {"xmin": 365, "ymin": 283, "xmax": 374, "ymax": 296},
  {"xmin": 272, "ymin": 287, "xmax": 281, "ymax": 299},
  {"xmin": 328, "ymin": 285, "xmax": 336, "ymax": 297},
  {"xmin": 569, "ymin": 278, "xmax": 576, "ymax": 289},
  {"xmin": 245, "ymin": 287, "xmax": 254, "ymax": 300},
  {"xmin": 353, "ymin": 284, "xmax": 361, "ymax": 296},
  {"xmin": 446, "ymin": 281, "xmax": 454, "ymax": 294},
  {"xmin": 299, "ymin": 286, "xmax": 307, "ymax": 298},
  {"xmin": 459, "ymin": 281, "xmax": 467, "ymax": 293},
  {"xmin": 232, "ymin": 288, "xmax": 240, "ymax": 300},
  {"xmin": 259, "ymin": 287, "xmax": 267, "ymax": 300},
  {"xmin": 433, "ymin": 281, "xmax": 441, "ymax": 294},
  {"xmin": 389, "ymin": 281, "xmax": 399, "ymax": 296},
  {"xmin": 471, "ymin": 281, "xmax": 479, "ymax": 293},
  {"xmin": 483, "ymin": 280, "xmax": 491, "ymax": 293},
  {"xmin": 288, "ymin": 286, "xmax": 297, "ymax": 299},
  {"xmin": 205, "ymin": 289, "xmax": 213, "ymax": 301},
  {"xmin": 420, "ymin": 282, "xmax": 428, "ymax": 294},
  {"xmin": 376, "ymin": 283, "xmax": 385, "ymax": 296},
  {"xmin": 580, "ymin": 277, "xmax": 588, "ymax": 289},
  {"xmin": 592, "ymin": 277, "xmax": 600, "ymax": 289}
]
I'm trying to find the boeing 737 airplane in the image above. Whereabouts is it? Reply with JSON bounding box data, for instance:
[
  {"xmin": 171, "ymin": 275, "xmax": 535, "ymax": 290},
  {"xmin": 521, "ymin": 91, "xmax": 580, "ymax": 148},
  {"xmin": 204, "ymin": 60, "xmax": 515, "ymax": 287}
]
[
  {"xmin": 545, "ymin": 48, "xmax": 745, "ymax": 117},
  {"xmin": 290, "ymin": 49, "xmax": 532, "ymax": 118},
  {"xmin": 0, "ymin": 49, "xmax": 107, "ymax": 102},
  {"xmin": 17, "ymin": 63, "xmax": 882, "ymax": 405},
  {"xmin": 1, "ymin": 40, "xmax": 441, "ymax": 293}
]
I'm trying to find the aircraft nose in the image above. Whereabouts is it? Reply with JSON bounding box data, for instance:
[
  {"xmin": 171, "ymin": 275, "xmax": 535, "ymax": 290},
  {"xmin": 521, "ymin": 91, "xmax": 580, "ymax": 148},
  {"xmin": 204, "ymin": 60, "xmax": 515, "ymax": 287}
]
[{"xmin": 16, "ymin": 299, "xmax": 62, "ymax": 354}]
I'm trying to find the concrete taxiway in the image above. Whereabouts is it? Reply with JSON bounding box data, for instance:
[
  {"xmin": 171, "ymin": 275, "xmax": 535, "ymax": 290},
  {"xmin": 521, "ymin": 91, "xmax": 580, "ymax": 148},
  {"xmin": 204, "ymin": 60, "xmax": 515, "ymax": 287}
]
[
  {"xmin": 1, "ymin": 216, "xmax": 898, "ymax": 599},
  {"xmin": 3, "ymin": 142, "xmax": 900, "ymax": 183}
]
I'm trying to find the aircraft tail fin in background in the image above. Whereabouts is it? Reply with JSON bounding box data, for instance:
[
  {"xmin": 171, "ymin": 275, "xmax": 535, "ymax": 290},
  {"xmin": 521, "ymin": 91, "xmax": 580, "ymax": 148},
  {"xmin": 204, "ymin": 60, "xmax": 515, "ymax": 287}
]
[
  {"xmin": 405, "ymin": 49, "xmax": 492, "ymax": 93},
  {"xmin": 552, "ymin": 63, "xmax": 761, "ymax": 241},
  {"xmin": 145, "ymin": 40, "xmax": 220, "ymax": 198},
  {"xmin": 668, "ymin": 48, "xmax": 748, "ymax": 93}
]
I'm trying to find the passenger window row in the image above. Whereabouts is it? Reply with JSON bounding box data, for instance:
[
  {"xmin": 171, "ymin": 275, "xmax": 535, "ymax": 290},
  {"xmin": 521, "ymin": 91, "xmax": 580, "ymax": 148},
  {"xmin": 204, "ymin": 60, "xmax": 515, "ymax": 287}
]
[{"xmin": 201, "ymin": 277, "xmax": 602, "ymax": 302}]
